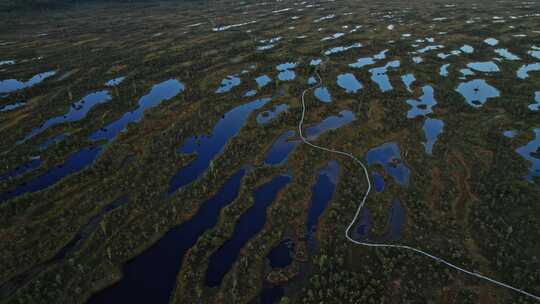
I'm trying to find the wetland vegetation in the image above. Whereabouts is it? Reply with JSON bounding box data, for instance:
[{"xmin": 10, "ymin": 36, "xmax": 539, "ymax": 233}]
[{"xmin": 1, "ymin": 0, "xmax": 540, "ymax": 303}]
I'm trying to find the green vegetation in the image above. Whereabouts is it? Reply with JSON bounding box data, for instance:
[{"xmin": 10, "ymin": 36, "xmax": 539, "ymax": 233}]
[{"xmin": 0, "ymin": 0, "xmax": 539, "ymax": 303}]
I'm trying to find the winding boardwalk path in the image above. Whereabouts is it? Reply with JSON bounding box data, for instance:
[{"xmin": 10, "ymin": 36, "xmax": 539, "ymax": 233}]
[{"xmin": 298, "ymin": 66, "xmax": 540, "ymax": 302}]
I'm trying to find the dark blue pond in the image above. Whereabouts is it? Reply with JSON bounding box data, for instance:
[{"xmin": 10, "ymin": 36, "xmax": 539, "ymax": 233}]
[
  {"xmin": 216, "ymin": 75, "xmax": 241, "ymax": 93},
  {"xmin": 306, "ymin": 161, "xmax": 339, "ymax": 250},
  {"xmin": 314, "ymin": 87, "xmax": 332, "ymax": 103},
  {"xmin": 256, "ymin": 104, "xmax": 289, "ymax": 125},
  {"xmin": 455, "ymin": 79, "xmax": 500, "ymax": 108},
  {"xmin": 168, "ymin": 98, "xmax": 270, "ymax": 194},
  {"xmin": 264, "ymin": 131, "xmax": 300, "ymax": 166},
  {"xmin": 0, "ymin": 71, "xmax": 56, "ymax": 94},
  {"xmin": 366, "ymin": 142, "xmax": 410, "ymax": 186},
  {"xmin": 0, "ymin": 101, "xmax": 26, "ymax": 112},
  {"xmin": 264, "ymin": 111, "xmax": 355, "ymax": 166},
  {"xmin": 0, "ymin": 159, "xmax": 42, "ymax": 182},
  {"xmin": 267, "ymin": 239, "xmax": 294, "ymax": 268},
  {"xmin": 90, "ymin": 79, "xmax": 184, "ymax": 142},
  {"xmin": 39, "ymin": 134, "xmax": 68, "ymax": 150},
  {"xmin": 516, "ymin": 128, "xmax": 540, "ymax": 182},
  {"xmin": 260, "ymin": 286, "xmax": 284, "ymax": 304},
  {"xmin": 406, "ymin": 85, "xmax": 437, "ymax": 118},
  {"xmin": 422, "ymin": 118, "xmax": 444, "ymax": 155},
  {"xmin": 369, "ymin": 60, "xmax": 400, "ymax": 92},
  {"xmin": 256, "ymin": 75, "xmax": 272, "ymax": 88},
  {"xmin": 105, "ymin": 77, "xmax": 125, "ymax": 87},
  {"xmin": 205, "ymin": 174, "xmax": 291, "ymax": 287},
  {"xmin": 305, "ymin": 110, "xmax": 355, "ymax": 140},
  {"xmin": 0, "ymin": 146, "xmax": 102, "ymax": 204},
  {"xmin": 22, "ymin": 91, "xmax": 112, "ymax": 142},
  {"xmin": 372, "ymin": 171, "xmax": 385, "ymax": 192},
  {"xmin": 89, "ymin": 169, "xmax": 246, "ymax": 304},
  {"xmin": 355, "ymin": 198, "xmax": 405, "ymax": 242}
]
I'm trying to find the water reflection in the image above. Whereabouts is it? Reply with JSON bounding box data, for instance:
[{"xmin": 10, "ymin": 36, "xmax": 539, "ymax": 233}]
[
  {"xmin": 460, "ymin": 45, "xmax": 474, "ymax": 54},
  {"xmin": 467, "ymin": 61, "xmax": 500, "ymax": 73},
  {"xmin": 372, "ymin": 172, "xmax": 385, "ymax": 192},
  {"xmin": 456, "ymin": 79, "xmax": 500, "ymax": 107},
  {"xmin": 355, "ymin": 198, "xmax": 405, "ymax": 241},
  {"xmin": 105, "ymin": 77, "xmax": 125, "ymax": 87},
  {"xmin": 205, "ymin": 174, "xmax": 291, "ymax": 287},
  {"xmin": 529, "ymin": 91, "xmax": 540, "ymax": 111},
  {"xmin": 324, "ymin": 42, "xmax": 362, "ymax": 55},
  {"xmin": 0, "ymin": 159, "xmax": 41, "ymax": 182},
  {"xmin": 401, "ymin": 74, "xmax": 415, "ymax": 92},
  {"xmin": 264, "ymin": 131, "xmax": 299, "ymax": 166},
  {"xmin": 0, "ymin": 71, "xmax": 56, "ymax": 94},
  {"xmin": 216, "ymin": 75, "xmax": 241, "ymax": 93},
  {"xmin": 336, "ymin": 73, "xmax": 362, "ymax": 93},
  {"xmin": 439, "ymin": 64, "xmax": 450, "ymax": 77},
  {"xmin": 366, "ymin": 142, "xmax": 410, "ymax": 186},
  {"xmin": 169, "ymin": 98, "xmax": 269, "ymax": 193},
  {"xmin": 277, "ymin": 62, "xmax": 297, "ymax": 81},
  {"xmin": 0, "ymin": 101, "xmax": 26, "ymax": 112},
  {"xmin": 257, "ymin": 104, "xmax": 289, "ymax": 124},
  {"xmin": 484, "ymin": 38, "xmax": 499, "ymax": 46},
  {"xmin": 369, "ymin": 60, "xmax": 400, "ymax": 92},
  {"xmin": 0, "ymin": 146, "xmax": 102, "ymax": 204},
  {"xmin": 517, "ymin": 63, "xmax": 540, "ymax": 80},
  {"xmin": 256, "ymin": 75, "xmax": 272, "ymax": 88},
  {"xmin": 314, "ymin": 87, "xmax": 332, "ymax": 103},
  {"xmin": 267, "ymin": 239, "xmax": 294, "ymax": 268},
  {"xmin": 422, "ymin": 118, "xmax": 444, "ymax": 155},
  {"xmin": 494, "ymin": 49, "xmax": 520, "ymax": 61},
  {"xmin": 305, "ymin": 110, "xmax": 355, "ymax": 140},
  {"xmin": 22, "ymin": 91, "xmax": 112, "ymax": 143},
  {"xmin": 516, "ymin": 129, "xmax": 540, "ymax": 182},
  {"xmin": 406, "ymin": 85, "xmax": 437, "ymax": 118},
  {"xmin": 90, "ymin": 79, "xmax": 184, "ymax": 142},
  {"xmin": 306, "ymin": 161, "xmax": 339, "ymax": 250},
  {"xmin": 89, "ymin": 169, "xmax": 246, "ymax": 304}
]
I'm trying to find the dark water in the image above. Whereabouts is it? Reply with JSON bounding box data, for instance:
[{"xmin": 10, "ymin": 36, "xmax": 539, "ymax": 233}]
[
  {"xmin": 305, "ymin": 110, "xmax": 355, "ymax": 140},
  {"xmin": 264, "ymin": 131, "xmax": 300, "ymax": 166},
  {"xmin": 205, "ymin": 174, "xmax": 291, "ymax": 287},
  {"xmin": 267, "ymin": 239, "xmax": 294, "ymax": 269},
  {"xmin": 337, "ymin": 73, "xmax": 363, "ymax": 93},
  {"xmin": 216, "ymin": 75, "xmax": 241, "ymax": 93},
  {"xmin": 0, "ymin": 146, "xmax": 102, "ymax": 204},
  {"xmin": 257, "ymin": 104, "xmax": 289, "ymax": 125},
  {"xmin": 89, "ymin": 169, "xmax": 246, "ymax": 304},
  {"xmin": 355, "ymin": 198, "xmax": 405, "ymax": 241},
  {"xmin": 39, "ymin": 134, "xmax": 68, "ymax": 150},
  {"xmin": 168, "ymin": 98, "xmax": 269, "ymax": 194},
  {"xmin": 406, "ymin": 85, "xmax": 437, "ymax": 118},
  {"xmin": 259, "ymin": 285, "xmax": 284, "ymax": 304},
  {"xmin": 264, "ymin": 111, "xmax": 355, "ymax": 166},
  {"xmin": 372, "ymin": 171, "xmax": 385, "ymax": 193},
  {"xmin": 366, "ymin": 142, "xmax": 410, "ymax": 186},
  {"xmin": 422, "ymin": 118, "xmax": 444, "ymax": 155},
  {"xmin": 369, "ymin": 60, "xmax": 400, "ymax": 92},
  {"xmin": 0, "ymin": 70, "xmax": 56, "ymax": 94},
  {"xmin": 516, "ymin": 128, "xmax": 540, "ymax": 181},
  {"xmin": 22, "ymin": 91, "xmax": 112, "ymax": 142},
  {"xmin": 455, "ymin": 79, "xmax": 500, "ymax": 108},
  {"xmin": 0, "ymin": 159, "xmax": 42, "ymax": 182},
  {"xmin": 306, "ymin": 161, "xmax": 339, "ymax": 250},
  {"xmin": 90, "ymin": 79, "xmax": 184, "ymax": 142}
]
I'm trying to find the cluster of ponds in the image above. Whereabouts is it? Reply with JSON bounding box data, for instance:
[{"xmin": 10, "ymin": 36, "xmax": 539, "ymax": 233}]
[{"xmin": 1, "ymin": 0, "xmax": 540, "ymax": 303}]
